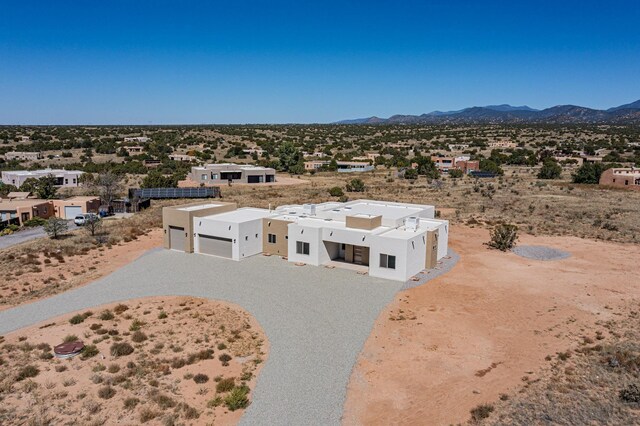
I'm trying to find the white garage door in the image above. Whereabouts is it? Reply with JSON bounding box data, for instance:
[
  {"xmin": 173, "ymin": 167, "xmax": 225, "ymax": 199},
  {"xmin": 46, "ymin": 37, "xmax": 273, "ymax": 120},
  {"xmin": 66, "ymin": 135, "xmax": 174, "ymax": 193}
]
[
  {"xmin": 197, "ymin": 234, "xmax": 232, "ymax": 258},
  {"xmin": 64, "ymin": 205, "xmax": 82, "ymax": 219},
  {"xmin": 169, "ymin": 226, "xmax": 186, "ymax": 251}
]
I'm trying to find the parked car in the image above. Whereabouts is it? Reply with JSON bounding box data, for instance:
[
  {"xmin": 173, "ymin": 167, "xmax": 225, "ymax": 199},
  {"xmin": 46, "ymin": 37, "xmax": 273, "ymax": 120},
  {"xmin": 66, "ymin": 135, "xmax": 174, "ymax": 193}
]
[{"xmin": 74, "ymin": 213, "xmax": 100, "ymax": 226}]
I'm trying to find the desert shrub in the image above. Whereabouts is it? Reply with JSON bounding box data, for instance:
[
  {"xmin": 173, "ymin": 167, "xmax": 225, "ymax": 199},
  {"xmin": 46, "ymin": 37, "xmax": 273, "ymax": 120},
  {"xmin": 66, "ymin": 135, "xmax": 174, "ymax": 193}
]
[
  {"xmin": 403, "ymin": 168, "xmax": 418, "ymax": 180},
  {"xmin": 171, "ymin": 358, "xmax": 186, "ymax": 369},
  {"xmin": 124, "ymin": 397, "xmax": 140, "ymax": 410},
  {"xmin": 219, "ymin": 353, "xmax": 232, "ymax": 366},
  {"xmin": 55, "ymin": 365, "xmax": 67, "ymax": 372},
  {"xmin": 620, "ymin": 384, "xmax": 640, "ymax": 403},
  {"xmin": 193, "ymin": 373, "xmax": 209, "ymax": 384},
  {"xmin": 538, "ymin": 158, "xmax": 562, "ymax": 179},
  {"xmin": 98, "ymin": 385, "xmax": 116, "ymax": 399},
  {"xmin": 131, "ymin": 331, "xmax": 148, "ymax": 343},
  {"xmin": 207, "ymin": 396, "xmax": 223, "ymax": 408},
  {"xmin": 345, "ymin": 178, "xmax": 365, "ymax": 192},
  {"xmin": 129, "ymin": 319, "xmax": 145, "ymax": 331},
  {"xmin": 216, "ymin": 377, "xmax": 235, "ymax": 393},
  {"xmin": 470, "ymin": 403, "xmax": 494, "ymax": 422},
  {"xmin": 196, "ymin": 348, "xmax": 214, "ymax": 360},
  {"xmin": 23, "ymin": 217, "xmax": 47, "ymax": 227},
  {"xmin": 448, "ymin": 169, "xmax": 464, "ymax": 179},
  {"xmin": 16, "ymin": 365, "xmax": 39, "ymax": 381},
  {"xmin": 89, "ymin": 323, "xmax": 102, "ymax": 331},
  {"xmin": 217, "ymin": 342, "xmax": 227, "ymax": 350},
  {"xmin": 107, "ymin": 364, "xmax": 121, "ymax": 374},
  {"xmin": 110, "ymin": 342, "xmax": 134, "ymax": 357},
  {"xmin": 183, "ymin": 405, "xmax": 200, "ymax": 419},
  {"xmin": 114, "ymin": 304, "xmax": 129, "ymax": 314},
  {"xmin": 81, "ymin": 345, "xmax": 99, "ymax": 359},
  {"xmin": 328, "ymin": 186, "xmax": 344, "ymax": 197},
  {"xmin": 158, "ymin": 311, "xmax": 168, "ymax": 319},
  {"xmin": 152, "ymin": 392, "xmax": 177, "ymax": 409},
  {"xmin": 69, "ymin": 314, "xmax": 86, "ymax": 325},
  {"xmin": 139, "ymin": 408, "xmax": 159, "ymax": 423},
  {"xmin": 224, "ymin": 386, "xmax": 250, "ymax": 411},
  {"xmin": 486, "ymin": 224, "xmax": 518, "ymax": 251},
  {"xmin": 100, "ymin": 310, "xmax": 115, "ymax": 321}
]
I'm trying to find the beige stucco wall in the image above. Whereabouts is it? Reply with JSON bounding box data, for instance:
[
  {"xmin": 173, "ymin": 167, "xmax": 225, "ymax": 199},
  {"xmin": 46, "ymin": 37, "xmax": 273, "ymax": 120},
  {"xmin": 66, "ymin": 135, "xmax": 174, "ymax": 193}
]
[
  {"xmin": 425, "ymin": 230, "xmax": 439, "ymax": 269},
  {"xmin": 162, "ymin": 202, "xmax": 237, "ymax": 252},
  {"xmin": 53, "ymin": 198, "xmax": 101, "ymax": 219},
  {"xmin": 345, "ymin": 215, "xmax": 382, "ymax": 230},
  {"xmin": 262, "ymin": 218, "xmax": 292, "ymax": 257}
]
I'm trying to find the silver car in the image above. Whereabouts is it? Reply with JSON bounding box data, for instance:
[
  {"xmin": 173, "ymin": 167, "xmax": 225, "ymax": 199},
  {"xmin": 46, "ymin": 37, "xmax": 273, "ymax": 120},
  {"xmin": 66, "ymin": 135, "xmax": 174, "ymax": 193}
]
[{"xmin": 74, "ymin": 213, "xmax": 100, "ymax": 226}]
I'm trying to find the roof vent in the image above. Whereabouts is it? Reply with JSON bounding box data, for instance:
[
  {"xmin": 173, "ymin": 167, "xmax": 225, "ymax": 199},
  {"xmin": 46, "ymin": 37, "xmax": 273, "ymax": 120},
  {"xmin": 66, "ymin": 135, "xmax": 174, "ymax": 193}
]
[
  {"xmin": 406, "ymin": 216, "xmax": 420, "ymax": 231},
  {"xmin": 303, "ymin": 204, "xmax": 316, "ymax": 216}
]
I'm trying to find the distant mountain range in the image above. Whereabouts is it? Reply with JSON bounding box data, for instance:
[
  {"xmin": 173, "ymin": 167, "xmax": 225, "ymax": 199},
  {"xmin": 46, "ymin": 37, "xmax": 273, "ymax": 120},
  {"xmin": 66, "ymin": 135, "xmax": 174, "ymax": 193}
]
[{"xmin": 337, "ymin": 100, "xmax": 640, "ymax": 125}]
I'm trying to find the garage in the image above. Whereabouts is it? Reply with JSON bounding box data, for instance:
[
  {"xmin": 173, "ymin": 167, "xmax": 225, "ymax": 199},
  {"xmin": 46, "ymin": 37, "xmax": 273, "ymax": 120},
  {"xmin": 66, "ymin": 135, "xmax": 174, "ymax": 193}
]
[
  {"xmin": 64, "ymin": 205, "xmax": 82, "ymax": 219},
  {"xmin": 169, "ymin": 226, "xmax": 186, "ymax": 251},
  {"xmin": 197, "ymin": 234, "xmax": 233, "ymax": 258}
]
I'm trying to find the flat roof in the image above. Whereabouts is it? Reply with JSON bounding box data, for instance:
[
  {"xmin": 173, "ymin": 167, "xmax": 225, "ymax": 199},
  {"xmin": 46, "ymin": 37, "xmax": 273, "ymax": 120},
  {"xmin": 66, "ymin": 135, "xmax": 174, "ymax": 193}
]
[
  {"xmin": 177, "ymin": 203, "xmax": 224, "ymax": 211},
  {"xmin": 0, "ymin": 199, "xmax": 51, "ymax": 210},
  {"xmin": 201, "ymin": 207, "xmax": 270, "ymax": 223}
]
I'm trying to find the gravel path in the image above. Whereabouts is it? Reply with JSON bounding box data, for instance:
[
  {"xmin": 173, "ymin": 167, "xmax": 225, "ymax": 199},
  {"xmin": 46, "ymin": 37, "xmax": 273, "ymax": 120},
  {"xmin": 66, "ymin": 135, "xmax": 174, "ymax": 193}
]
[
  {"xmin": 402, "ymin": 249, "xmax": 460, "ymax": 290},
  {"xmin": 512, "ymin": 245, "xmax": 571, "ymax": 261}
]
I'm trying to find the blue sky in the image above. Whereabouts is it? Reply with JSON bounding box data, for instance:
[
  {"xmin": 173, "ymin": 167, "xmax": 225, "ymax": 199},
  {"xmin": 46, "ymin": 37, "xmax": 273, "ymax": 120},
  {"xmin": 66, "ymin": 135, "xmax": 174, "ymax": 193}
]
[{"xmin": 1, "ymin": 1, "xmax": 639, "ymax": 124}]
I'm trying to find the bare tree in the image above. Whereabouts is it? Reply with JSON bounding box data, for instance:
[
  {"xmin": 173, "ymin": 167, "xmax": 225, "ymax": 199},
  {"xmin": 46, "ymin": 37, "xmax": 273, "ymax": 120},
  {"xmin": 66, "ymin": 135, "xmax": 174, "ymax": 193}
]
[
  {"xmin": 92, "ymin": 172, "xmax": 123, "ymax": 207},
  {"xmin": 85, "ymin": 215, "xmax": 103, "ymax": 237},
  {"xmin": 44, "ymin": 217, "xmax": 68, "ymax": 239}
]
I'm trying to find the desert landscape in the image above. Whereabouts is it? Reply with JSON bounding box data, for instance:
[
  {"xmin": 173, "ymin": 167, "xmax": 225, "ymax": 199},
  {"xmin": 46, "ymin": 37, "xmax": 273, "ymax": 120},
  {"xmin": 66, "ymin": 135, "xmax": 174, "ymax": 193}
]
[{"xmin": 0, "ymin": 296, "xmax": 267, "ymax": 425}]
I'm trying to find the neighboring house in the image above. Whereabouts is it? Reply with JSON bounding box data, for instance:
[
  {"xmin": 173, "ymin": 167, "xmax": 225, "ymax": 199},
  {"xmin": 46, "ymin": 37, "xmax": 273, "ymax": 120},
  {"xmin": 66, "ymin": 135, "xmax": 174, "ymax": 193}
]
[
  {"xmin": 53, "ymin": 196, "xmax": 101, "ymax": 219},
  {"xmin": 303, "ymin": 161, "xmax": 374, "ymax": 172},
  {"xmin": 0, "ymin": 199, "xmax": 54, "ymax": 225},
  {"xmin": 4, "ymin": 151, "xmax": 43, "ymax": 161},
  {"xmin": 163, "ymin": 199, "xmax": 450, "ymax": 282},
  {"xmin": 242, "ymin": 148, "xmax": 265, "ymax": 157},
  {"xmin": 143, "ymin": 159, "xmax": 161, "ymax": 168},
  {"xmin": 123, "ymin": 146, "xmax": 144, "ymax": 155},
  {"xmin": 189, "ymin": 163, "xmax": 276, "ymax": 185},
  {"xmin": 1, "ymin": 169, "xmax": 83, "ymax": 188},
  {"xmin": 448, "ymin": 144, "xmax": 470, "ymax": 151},
  {"xmin": 123, "ymin": 136, "xmax": 150, "ymax": 143},
  {"xmin": 488, "ymin": 141, "xmax": 517, "ymax": 148},
  {"xmin": 352, "ymin": 152, "xmax": 381, "ymax": 162},
  {"xmin": 18, "ymin": 136, "xmax": 30, "ymax": 142},
  {"xmin": 599, "ymin": 168, "xmax": 640, "ymax": 191},
  {"xmin": 431, "ymin": 156, "xmax": 479, "ymax": 174},
  {"xmin": 169, "ymin": 154, "xmax": 196, "ymax": 162}
]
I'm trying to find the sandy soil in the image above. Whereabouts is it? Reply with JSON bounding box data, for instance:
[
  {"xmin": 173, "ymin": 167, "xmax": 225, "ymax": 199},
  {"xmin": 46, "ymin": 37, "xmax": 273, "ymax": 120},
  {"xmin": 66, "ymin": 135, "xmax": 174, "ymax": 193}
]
[
  {"xmin": 343, "ymin": 226, "xmax": 640, "ymax": 425},
  {"xmin": 0, "ymin": 296, "xmax": 268, "ymax": 425},
  {"xmin": 0, "ymin": 228, "xmax": 163, "ymax": 311}
]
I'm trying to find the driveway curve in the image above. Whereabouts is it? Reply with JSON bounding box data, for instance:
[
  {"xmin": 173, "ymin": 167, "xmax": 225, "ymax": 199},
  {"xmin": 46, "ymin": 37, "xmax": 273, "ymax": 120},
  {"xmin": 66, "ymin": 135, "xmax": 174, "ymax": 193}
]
[{"xmin": 0, "ymin": 249, "xmax": 458, "ymax": 425}]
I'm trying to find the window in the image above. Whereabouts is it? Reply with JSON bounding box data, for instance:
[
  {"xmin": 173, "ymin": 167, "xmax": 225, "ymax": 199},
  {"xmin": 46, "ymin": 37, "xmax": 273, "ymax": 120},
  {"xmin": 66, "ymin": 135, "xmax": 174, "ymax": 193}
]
[
  {"xmin": 65, "ymin": 179, "xmax": 68, "ymax": 184},
  {"xmin": 211, "ymin": 173, "xmax": 218, "ymax": 180},
  {"xmin": 268, "ymin": 234, "xmax": 277, "ymax": 244},
  {"xmin": 380, "ymin": 254, "xmax": 396, "ymax": 269},
  {"xmin": 201, "ymin": 174, "xmax": 208, "ymax": 180},
  {"xmin": 296, "ymin": 241, "xmax": 310, "ymax": 255}
]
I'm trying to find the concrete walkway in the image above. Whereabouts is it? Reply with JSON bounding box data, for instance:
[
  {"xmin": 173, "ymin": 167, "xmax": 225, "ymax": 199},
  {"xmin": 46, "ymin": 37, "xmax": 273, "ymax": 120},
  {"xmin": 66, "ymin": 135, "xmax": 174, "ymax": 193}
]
[{"xmin": 0, "ymin": 249, "xmax": 459, "ymax": 425}]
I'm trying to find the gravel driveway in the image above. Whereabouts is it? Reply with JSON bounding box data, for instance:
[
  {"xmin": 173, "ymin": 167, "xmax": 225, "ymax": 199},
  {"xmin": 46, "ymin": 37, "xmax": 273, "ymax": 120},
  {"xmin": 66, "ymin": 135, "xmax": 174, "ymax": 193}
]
[{"xmin": 0, "ymin": 250, "xmax": 403, "ymax": 425}]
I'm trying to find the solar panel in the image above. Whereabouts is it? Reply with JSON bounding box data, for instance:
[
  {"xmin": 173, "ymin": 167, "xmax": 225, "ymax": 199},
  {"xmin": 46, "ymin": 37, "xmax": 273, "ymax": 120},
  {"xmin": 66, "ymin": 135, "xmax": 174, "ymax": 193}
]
[{"xmin": 128, "ymin": 187, "xmax": 220, "ymax": 199}]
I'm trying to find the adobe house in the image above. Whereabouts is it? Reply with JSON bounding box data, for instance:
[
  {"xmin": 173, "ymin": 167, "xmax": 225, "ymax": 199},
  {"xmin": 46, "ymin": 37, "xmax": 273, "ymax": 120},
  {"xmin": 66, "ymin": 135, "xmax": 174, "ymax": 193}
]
[
  {"xmin": 0, "ymin": 199, "xmax": 54, "ymax": 225},
  {"xmin": 599, "ymin": 167, "xmax": 640, "ymax": 191},
  {"xmin": 53, "ymin": 196, "xmax": 101, "ymax": 219}
]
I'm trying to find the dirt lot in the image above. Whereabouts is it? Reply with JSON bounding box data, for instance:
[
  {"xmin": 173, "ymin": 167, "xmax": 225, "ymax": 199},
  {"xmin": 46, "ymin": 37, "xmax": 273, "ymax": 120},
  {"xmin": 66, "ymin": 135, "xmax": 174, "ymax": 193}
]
[
  {"xmin": 342, "ymin": 225, "xmax": 640, "ymax": 425},
  {"xmin": 0, "ymin": 296, "xmax": 268, "ymax": 425}
]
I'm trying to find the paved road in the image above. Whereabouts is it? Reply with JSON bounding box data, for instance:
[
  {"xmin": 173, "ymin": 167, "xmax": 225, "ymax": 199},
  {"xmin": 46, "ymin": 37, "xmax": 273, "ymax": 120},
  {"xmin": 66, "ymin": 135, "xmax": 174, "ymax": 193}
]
[
  {"xmin": 0, "ymin": 221, "xmax": 78, "ymax": 250},
  {"xmin": 0, "ymin": 249, "xmax": 458, "ymax": 425}
]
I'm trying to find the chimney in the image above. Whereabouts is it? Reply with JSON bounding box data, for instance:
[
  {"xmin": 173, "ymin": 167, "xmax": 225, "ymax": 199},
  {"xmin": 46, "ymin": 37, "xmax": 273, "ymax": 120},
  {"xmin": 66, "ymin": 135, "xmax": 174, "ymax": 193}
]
[{"xmin": 303, "ymin": 204, "xmax": 316, "ymax": 216}]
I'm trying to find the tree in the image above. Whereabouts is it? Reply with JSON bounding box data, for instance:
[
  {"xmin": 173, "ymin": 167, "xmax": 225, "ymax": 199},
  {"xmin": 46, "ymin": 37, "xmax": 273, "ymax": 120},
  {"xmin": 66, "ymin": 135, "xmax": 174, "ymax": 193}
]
[
  {"xmin": 0, "ymin": 183, "xmax": 18, "ymax": 197},
  {"xmin": 485, "ymin": 224, "xmax": 518, "ymax": 251},
  {"xmin": 141, "ymin": 171, "xmax": 177, "ymax": 188},
  {"xmin": 31, "ymin": 176, "xmax": 58, "ymax": 199},
  {"xmin": 571, "ymin": 162, "xmax": 611, "ymax": 184},
  {"xmin": 346, "ymin": 178, "xmax": 365, "ymax": 192},
  {"xmin": 448, "ymin": 169, "xmax": 464, "ymax": 179},
  {"xmin": 479, "ymin": 159, "xmax": 504, "ymax": 176},
  {"xmin": 403, "ymin": 168, "xmax": 418, "ymax": 180},
  {"xmin": 537, "ymin": 159, "xmax": 562, "ymax": 180},
  {"xmin": 413, "ymin": 155, "xmax": 440, "ymax": 179},
  {"xmin": 92, "ymin": 172, "xmax": 123, "ymax": 206},
  {"xmin": 276, "ymin": 142, "xmax": 302, "ymax": 173},
  {"xmin": 44, "ymin": 217, "xmax": 68, "ymax": 239},
  {"xmin": 84, "ymin": 215, "xmax": 102, "ymax": 237}
]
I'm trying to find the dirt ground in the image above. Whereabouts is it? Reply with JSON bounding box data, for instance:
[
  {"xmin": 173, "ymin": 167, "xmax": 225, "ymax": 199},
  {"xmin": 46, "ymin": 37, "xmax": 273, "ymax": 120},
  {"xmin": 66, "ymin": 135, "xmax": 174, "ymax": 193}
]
[
  {"xmin": 0, "ymin": 296, "xmax": 268, "ymax": 425},
  {"xmin": 343, "ymin": 225, "xmax": 640, "ymax": 425},
  {"xmin": 0, "ymin": 228, "xmax": 163, "ymax": 311}
]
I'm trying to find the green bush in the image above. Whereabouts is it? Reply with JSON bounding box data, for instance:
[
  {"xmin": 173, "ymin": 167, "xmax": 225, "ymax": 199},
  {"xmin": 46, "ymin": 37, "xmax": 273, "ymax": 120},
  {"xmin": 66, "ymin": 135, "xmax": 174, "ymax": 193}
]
[
  {"xmin": 69, "ymin": 314, "xmax": 86, "ymax": 325},
  {"xmin": 131, "ymin": 331, "xmax": 148, "ymax": 343},
  {"xmin": 81, "ymin": 345, "xmax": 99, "ymax": 360},
  {"xmin": 328, "ymin": 186, "xmax": 344, "ymax": 197},
  {"xmin": 23, "ymin": 217, "xmax": 47, "ymax": 227},
  {"xmin": 448, "ymin": 169, "xmax": 464, "ymax": 179},
  {"xmin": 193, "ymin": 373, "xmax": 209, "ymax": 384},
  {"xmin": 470, "ymin": 403, "xmax": 494, "ymax": 422},
  {"xmin": 99, "ymin": 310, "xmax": 115, "ymax": 321},
  {"xmin": 403, "ymin": 168, "xmax": 418, "ymax": 180},
  {"xmin": 486, "ymin": 224, "xmax": 518, "ymax": 251},
  {"xmin": 224, "ymin": 386, "xmax": 250, "ymax": 411},
  {"xmin": 345, "ymin": 178, "xmax": 365, "ymax": 192},
  {"xmin": 98, "ymin": 385, "xmax": 116, "ymax": 399},
  {"xmin": 537, "ymin": 159, "xmax": 562, "ymax": 179}
]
